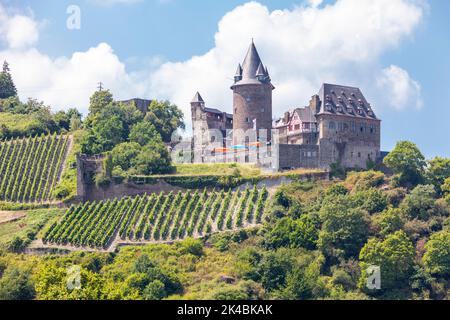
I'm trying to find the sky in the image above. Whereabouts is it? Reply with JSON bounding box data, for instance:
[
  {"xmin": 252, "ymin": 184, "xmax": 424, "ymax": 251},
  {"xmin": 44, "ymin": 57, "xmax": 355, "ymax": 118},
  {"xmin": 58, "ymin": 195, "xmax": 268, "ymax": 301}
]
[{"xmin": 0, "ymin": 0, "xmax": 449, "ymax": 158}]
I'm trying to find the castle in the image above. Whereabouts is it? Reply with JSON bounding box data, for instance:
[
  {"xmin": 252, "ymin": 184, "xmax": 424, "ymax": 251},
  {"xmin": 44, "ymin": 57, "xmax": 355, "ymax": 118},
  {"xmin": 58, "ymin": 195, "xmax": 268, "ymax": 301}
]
[{"xmin": 191, "ymin": 41, "xmax": 381, "ymax": 170}]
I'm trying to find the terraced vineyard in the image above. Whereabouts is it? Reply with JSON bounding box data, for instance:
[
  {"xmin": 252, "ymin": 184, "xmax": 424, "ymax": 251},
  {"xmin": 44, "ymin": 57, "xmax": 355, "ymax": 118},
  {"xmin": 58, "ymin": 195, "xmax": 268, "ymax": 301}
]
[
  {"xmin": 43, "ymin": 186, "xmax": 269, "ymax": 249},
  {"xmin": 0, "ymin": 134, "xmax": 70, "ymax": 203}
]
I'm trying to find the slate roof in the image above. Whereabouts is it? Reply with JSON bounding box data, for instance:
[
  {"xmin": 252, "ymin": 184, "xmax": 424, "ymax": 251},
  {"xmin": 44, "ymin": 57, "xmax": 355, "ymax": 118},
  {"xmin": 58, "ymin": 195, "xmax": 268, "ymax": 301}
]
[
  {"xmin": 203, "ymin": 107, "xmax": 233, "ymax": 119},
  {"xmin": 295, "ymin": 107, "xmax": 316, "ymax": 123},
  {"xmin": 317, "ymin": 83, "xmax": 378, "ymax": 120},
  {"xmin": 232, "ymin": 40, "xmax": 272, "ymax": 87}
]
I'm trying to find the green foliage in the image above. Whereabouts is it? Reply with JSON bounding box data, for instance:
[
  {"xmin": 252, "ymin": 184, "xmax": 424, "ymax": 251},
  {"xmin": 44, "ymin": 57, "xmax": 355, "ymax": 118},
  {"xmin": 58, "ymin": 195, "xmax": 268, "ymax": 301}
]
[
  {"xmin": 129, "ymin": 121, "xmax": 161, "ymax": 146},
  {"xmin": 352, "ymin": 188, "xmax": 388, "ymax": 214},
  {"xmin": 110, "ymin": 142, "xmax": 141, "ymax": 172},
  {"xmin": 144, "ymin": 100, "xmax": 185, "ymax": 142},
  {"xmin": 88, "ymin": 90, "xmax": 114, "ymax": 116},
  {"xmin": 359, "ymin": 231, "xmax": 415, "ymax": 291},
  {"xmin": 383, "ymin": 141, "xmax": 426, "ymax": 187},
  {"xmin": 442, "ymin": 177, "xmax": 450, "ymax": 202},
  {"xmin": 345, "ymin": 170, "xmax": 385, "ymax": 191},
  {"xmin": 318, "ymin": 197, "xmax": 371, "ymax": 258},
  {"xmin": 423, "ymin": 230, "xmax": 450, "ymax": 276},
  {"xmin": 0, "ymin": 135, "xmax": 70, "ymax": 203},
  {"xmin": 400, "ymin": 184, "xmax": 437, "ymax": 220},
  {"xmin": 426, "ymin": 157, "xmax": 450, "ymax": 195},
  {"xmin": 264, "ymin": 216, "xmax": 318, "ymax": 250},
  {"xmin": 329, "ymin": 162, "xmax": 346, "ymax": 180},
  {"xmin": 44, "ymin": 187, "xmax": 268, "ymax": 249},
  {"xmin": 373, "ymin": 208, "xmax": 404, "ymax": 236},
  {"xmin": 132, "ymin": 139, "xmax": 174, "ymax": 175},
  {"xmin": 0, "ymin": 61, "xmax": 17, "ymax": 99},
  {"xmin": 0, "ymin": 267, "xmax": 35, "ymax": 300}
]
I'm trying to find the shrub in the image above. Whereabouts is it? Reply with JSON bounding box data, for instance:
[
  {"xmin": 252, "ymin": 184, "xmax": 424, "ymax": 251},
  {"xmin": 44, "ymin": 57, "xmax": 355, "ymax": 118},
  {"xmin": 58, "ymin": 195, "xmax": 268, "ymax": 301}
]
[
  {"xmin": 400, "ymin": 185, "xmax": 437, "ymax": 220},
  {"xmin": 423, "ymin": 230, "xmax": 450, "ymax": 276},
  {"xmin": 345, "ymin": 170, "xmax": 385, "ymax": 191}
]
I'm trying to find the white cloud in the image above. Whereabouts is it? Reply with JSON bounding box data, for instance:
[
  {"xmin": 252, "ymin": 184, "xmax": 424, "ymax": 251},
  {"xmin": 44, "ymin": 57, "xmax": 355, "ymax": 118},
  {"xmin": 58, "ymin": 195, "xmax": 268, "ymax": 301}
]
[
  {"xmin": 0, "ymin": 6, "xmax": 39, "ymax": 49},
  {"xmin": 0, "ymin": 0, "xmax": 425, "ymax": 125},
  {"xmin": 148, "ymin": 0, "xmax": 425, "ymax": 122},
  {"xmin": 377, "ymin": 65, "xmax": 423, "ymax": 109},
  {"xmin": 308, "ymin": 0, "xmax": 323, "ymax": 8}
]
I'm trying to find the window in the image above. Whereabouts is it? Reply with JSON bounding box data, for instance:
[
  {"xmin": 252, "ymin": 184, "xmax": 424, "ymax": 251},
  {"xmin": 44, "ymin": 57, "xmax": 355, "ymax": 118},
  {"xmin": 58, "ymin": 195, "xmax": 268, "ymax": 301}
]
[
  {"xmin": 261, "ymin": 108, "xmax": 265, "ymax": 113},
  {"xmin": 246, "ymin": 117, "xmax": 251, "ymax": 123},
  {"xmin": 329, "ymin": 121, "xmax": 336, "ymax": 130},
  {"xmin": 294, "ymin": 124, "xmax": 300, "ymax": 130},
  {"xmin": 358, "ymin": 152, "xmax": 361, "ymax": 158}
]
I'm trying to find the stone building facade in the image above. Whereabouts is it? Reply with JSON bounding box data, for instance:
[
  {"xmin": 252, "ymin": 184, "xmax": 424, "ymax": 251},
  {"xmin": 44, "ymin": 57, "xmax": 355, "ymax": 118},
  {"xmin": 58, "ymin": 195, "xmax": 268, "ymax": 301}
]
[{"xmin": 191, "ymin": 41, "xmax": 381, "ymax": 170}]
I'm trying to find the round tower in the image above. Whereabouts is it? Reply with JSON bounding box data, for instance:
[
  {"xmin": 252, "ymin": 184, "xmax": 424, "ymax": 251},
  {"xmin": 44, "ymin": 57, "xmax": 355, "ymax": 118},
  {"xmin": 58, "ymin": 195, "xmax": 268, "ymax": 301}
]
[{"xmin": 231, "ymin": 40, "xmax": 274, "ymax": 143}]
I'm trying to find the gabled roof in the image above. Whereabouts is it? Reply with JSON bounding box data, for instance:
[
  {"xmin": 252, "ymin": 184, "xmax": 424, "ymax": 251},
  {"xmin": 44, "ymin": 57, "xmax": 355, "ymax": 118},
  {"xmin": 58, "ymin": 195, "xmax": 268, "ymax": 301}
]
[
  {"xmin": 295, "ymin": 107, "xmax": 316, "ymax": 123},
  {"xmin": 317, "ymin": 83, "xmax": 378, "ymax": 120}
]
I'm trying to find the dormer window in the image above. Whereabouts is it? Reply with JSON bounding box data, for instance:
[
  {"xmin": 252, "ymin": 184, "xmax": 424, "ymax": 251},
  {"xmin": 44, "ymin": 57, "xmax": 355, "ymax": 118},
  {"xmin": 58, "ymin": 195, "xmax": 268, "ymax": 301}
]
[
  {"xmin": 338, "ymin": 96, "xmax": 343, "ymax": 102},
  {"xmin": 348, "ymin": 98, "xmax": 353, "ymax": 104},
  {"xmin": 336, "ymin": 104, "xmax": 343, "ymax": 112},
  {"xmin": 347, "ymin": 107, "xmax": 353, "ymax": 114},
  {"xmin": 326, "ymin": 95, "xmax": 331, "ymax": 101},
  {"xmin": 325, "ymin": 103, "xmax": 332, "ymax": 111}
]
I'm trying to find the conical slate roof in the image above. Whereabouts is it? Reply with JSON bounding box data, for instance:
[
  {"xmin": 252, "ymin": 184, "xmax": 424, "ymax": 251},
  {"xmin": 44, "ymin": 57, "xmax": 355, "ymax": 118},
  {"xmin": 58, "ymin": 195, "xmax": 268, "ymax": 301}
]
[
  {"xmin": 256, "ymin": 62, "xmax": 265, "ymax": 77},
  {"xmin": 235, "ymin": 63, "xmax": 243, "ymax": 77},
  {"xmin": 232, "ymin": 40, "xmax": 273, "ymax": 88},
  {"xmin": 241, "ymin": 41, "xmax": 263, "ymax": 80},
  {"xmin": 191, "ymin": 92, "xmax": 204, "ymax": 103}
]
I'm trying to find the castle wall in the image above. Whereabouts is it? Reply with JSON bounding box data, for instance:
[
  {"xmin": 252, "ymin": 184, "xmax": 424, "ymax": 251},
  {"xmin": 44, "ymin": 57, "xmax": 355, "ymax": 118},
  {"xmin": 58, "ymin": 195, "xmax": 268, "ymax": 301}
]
[{"xmin": 277, "ymin": 144, "xmax": 319, "ymax": 170}]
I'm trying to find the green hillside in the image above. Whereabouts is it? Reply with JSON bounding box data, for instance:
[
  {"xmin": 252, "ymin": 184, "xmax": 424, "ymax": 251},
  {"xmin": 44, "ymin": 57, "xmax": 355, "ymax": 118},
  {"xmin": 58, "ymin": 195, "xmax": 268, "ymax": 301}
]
[
  {"xmin": 43, "ymin": 186, "xmax": 269, "ymax": 249},
  {"xmin": 0, "ymin": 134, "xmax": 71, "ymax": 203}
]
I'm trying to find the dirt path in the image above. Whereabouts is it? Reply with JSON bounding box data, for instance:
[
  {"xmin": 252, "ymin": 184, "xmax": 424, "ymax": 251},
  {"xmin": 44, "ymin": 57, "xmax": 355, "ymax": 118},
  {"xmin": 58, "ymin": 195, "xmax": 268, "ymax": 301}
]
[{"xmin": 0, "ymin": 210, "xmax": 26, "ymax": 224}]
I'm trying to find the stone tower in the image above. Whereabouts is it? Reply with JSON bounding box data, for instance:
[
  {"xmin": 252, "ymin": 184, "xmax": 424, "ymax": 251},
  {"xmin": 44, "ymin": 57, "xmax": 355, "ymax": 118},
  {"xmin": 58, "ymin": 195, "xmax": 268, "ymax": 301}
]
[{"xmin": 231, "ymin": 40, "xmax": 274, "ymax": 143}]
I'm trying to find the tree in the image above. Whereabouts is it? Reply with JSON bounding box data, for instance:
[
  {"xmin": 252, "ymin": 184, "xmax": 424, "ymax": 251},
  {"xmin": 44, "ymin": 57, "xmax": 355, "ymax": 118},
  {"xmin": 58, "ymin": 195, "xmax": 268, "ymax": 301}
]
[
  {"xmin": 265, "ymin": 216, "xmax": 319, "ymax": 250},
  {"xmin": 383, "ymin": 141, "xmax": 426, "ymax": 187},
  {"xmin": 352, "ymin": 188, "xmax": 388, "ymax": 214},
  {"xmin": 400, "ymin": 184, "xmax": 437, "ymax": 220},
  {"xmin": 0, "ymin": 267, "xmax": 35, "ymax": 300},
  {"xmin": 91, "ymin": 115, "xmax": 126, "ymax": 151},
  {"xmin": 423, "ymin": 230, "xmax": 450, "ymax": 276},
  {"xmin": 132, "ymin": 139, "xmax": 174, "ymax": 175},
  {"xmin": 443, "ymin": 177, "xmax": 450, "ymax": 203},
  {"xmin": 111, "ymin": 142, "xmax": 142, "ymax": 171},
  {"xmin": 318, "ymin": 197, "xmax": 371, "ymax": 257},
  {"xmin": 0, "ymin": 61, "xmax": 17, "ymax": 99},
  {"xmin": 88, "ymin": 90, "xmax": 113, "ymax": 116},
  {"xmin": 426, "ymin": 157, "xmax": 450, "ymax": 195},
  {"xmin": 373, "ymin": 208, "xmax": 404, "ymax": 237},
  {"xmin": 145, "ymin": 100, "xmax": 184, "ymax": 142},
  {"xmin": 142, "ymin": 280, "xmax": 166, "ymax": 300},
  {"xmin": 129, "ymin": 121, "xmax": 161, "ymax": 146},
  {"xmin": 359, "ymin": 231, "xmax": 415, "ymax": 291}
]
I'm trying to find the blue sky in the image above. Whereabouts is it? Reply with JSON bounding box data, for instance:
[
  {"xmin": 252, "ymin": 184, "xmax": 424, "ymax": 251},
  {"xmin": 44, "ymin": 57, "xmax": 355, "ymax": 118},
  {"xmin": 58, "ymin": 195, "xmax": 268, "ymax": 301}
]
[{"xmin": 0, "ymin": 0, "xmax": 449, "ymax": 158}]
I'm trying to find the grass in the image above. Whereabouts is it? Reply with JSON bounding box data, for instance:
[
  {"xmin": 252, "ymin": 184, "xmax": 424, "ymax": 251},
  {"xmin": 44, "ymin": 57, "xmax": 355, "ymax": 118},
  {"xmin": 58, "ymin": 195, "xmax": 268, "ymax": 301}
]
[
  {"xmin": 0, "ymin": 208, "xmax": 64, "ymax": 246},
  {"xmin": 175, "ymin": 163, "xmax": 261, "ymax": 178},
  {"xmin": 0, "ymin": 112, "xmax": 43, "ymax": 137},
  {"xmin": 53, "ymin": 129, "xmax": 85, "ymax": 202}
]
